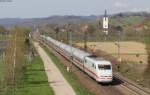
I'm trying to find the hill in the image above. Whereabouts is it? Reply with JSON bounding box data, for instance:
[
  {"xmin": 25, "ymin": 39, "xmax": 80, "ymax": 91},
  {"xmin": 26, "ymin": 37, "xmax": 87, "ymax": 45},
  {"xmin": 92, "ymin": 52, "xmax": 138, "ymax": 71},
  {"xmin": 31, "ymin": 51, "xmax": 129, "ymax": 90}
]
[
  {"xmin": 0, "ymin": 15, "xmax": 98, "ymax": 27},
  {"xmin": 0, "ymin": 12, "xmax": 149, "ymax": 27}
]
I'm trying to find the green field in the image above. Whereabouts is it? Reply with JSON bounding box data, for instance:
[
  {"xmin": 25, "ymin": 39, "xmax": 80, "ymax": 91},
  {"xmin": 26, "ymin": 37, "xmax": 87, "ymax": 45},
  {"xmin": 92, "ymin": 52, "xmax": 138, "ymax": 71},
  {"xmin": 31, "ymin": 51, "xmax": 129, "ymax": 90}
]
[
  {"xmin": 0, "ymin": 53, "xmax": 4, "ymax": 94},
  {"xmin": 0, "ymin": 35, "xmax": 8, "ymax": 41},
  {"xmin": 0, "ymin": 55, "xmax": 3, "ymax": 77},
  {"xmin": 15, "ymin": 56, "xmax": 54, "ymax": 95},
  {"xmin": 111, "ymin": 16, "xmax": 145, "ymax": 26},
  {"xmin": 0, "ymin": 54, "xmax": 4, "ymax": 78},
  {"xmin": 43, "ymin": 47, "xmax": 94, "ymax": 95}
]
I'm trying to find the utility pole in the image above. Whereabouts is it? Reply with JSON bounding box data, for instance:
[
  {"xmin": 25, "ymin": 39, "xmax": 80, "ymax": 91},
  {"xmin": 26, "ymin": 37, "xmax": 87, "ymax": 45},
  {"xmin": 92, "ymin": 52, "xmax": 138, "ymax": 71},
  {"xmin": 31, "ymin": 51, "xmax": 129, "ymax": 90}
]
[
  {"xmin": 68, "ymin": 24, "xmax": 73, "ymax": 71},
  {"xmin": 84, "ymin": 28, "xmax": 87, "ymax": 50},
  {"xmin": 118, "ymin": 31, "xmax": 120, "ymax": 58},
  {"xmin": 81, "ymin": 25, "xmax": 88, "ymax": 51},
  {"xmin": 13, "ymin": 31, "xmax": 16, "ymax": 95},
  {"xmin": 54, "ymin": 26, "xmax": 59, "ymax": 40},
  {"xmin": 66, "ymin": 24, "xmax": 70, "ymax": 44},
  {"xmin": 116, "ymin": 26, "xmax": 123, "ymax": 62}
]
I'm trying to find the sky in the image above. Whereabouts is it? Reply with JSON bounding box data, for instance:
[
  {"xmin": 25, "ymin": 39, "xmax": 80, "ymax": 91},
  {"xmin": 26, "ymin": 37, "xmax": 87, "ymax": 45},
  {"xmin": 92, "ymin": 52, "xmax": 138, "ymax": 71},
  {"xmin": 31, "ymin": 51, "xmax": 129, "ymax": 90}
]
[{"xmin": 0, "ymin": 0, "xmax": 150, "ymax": 18}]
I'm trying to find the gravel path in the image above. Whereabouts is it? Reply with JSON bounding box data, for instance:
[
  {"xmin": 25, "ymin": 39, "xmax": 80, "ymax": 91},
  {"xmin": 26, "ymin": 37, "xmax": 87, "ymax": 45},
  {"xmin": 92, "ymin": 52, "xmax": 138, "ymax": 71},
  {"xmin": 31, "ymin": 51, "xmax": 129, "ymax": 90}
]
[{"xmin": 34, "ymin": 42, "xmax": 76, "ymax": 95}]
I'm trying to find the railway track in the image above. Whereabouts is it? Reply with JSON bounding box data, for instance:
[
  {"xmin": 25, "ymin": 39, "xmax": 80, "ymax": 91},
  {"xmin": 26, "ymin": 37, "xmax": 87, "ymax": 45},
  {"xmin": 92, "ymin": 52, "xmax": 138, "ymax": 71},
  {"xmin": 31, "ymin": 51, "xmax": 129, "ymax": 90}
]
[
  {"xmin": 39, "ymin": 40, "xmax": 124, "ymax": 95},
  {"xmin": 39, "ymin": 38, "xmax": 150, "ymax": 95},
  {"xmin": 114, "ymin": 73, "xmax": 150, "ymax": 95}
]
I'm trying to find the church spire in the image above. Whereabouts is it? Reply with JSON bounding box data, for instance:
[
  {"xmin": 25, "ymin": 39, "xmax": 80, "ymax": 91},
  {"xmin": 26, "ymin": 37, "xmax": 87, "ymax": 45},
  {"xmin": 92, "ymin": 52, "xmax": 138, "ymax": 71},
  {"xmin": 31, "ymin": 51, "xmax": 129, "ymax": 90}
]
[{"xmin": 104, "ymin": 9, "xmax": 107, "ymax": 17}]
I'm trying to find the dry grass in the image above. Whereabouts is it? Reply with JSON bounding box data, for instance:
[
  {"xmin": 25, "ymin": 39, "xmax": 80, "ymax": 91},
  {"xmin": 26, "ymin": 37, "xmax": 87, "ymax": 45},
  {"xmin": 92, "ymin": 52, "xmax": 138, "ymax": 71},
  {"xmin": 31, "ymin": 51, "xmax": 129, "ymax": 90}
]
[{"xmin": 76, "ymin": 41, "xmax": 148, "ymax": 64}]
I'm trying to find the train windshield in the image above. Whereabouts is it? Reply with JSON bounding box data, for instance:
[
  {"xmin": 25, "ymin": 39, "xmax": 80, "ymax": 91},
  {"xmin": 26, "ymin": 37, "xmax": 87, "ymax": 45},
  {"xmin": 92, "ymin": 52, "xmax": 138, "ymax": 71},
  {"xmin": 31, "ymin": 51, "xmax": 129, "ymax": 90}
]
[{"xmin": 98, "ymin": 65, "xmax": 111, "ymax": 70}]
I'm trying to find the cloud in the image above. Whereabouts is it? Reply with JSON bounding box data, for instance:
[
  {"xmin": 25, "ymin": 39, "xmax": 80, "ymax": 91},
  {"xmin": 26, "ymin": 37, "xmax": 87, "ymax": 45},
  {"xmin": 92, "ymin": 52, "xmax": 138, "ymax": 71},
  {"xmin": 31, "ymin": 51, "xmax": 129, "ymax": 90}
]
[{"xmin": 114, "ymin": 2, "xmax": 128, "ymax": 8}]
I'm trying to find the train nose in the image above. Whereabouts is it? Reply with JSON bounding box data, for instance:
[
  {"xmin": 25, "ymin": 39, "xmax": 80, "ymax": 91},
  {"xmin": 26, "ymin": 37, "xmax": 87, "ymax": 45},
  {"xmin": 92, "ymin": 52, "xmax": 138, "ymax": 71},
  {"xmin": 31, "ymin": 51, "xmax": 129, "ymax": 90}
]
[
  {"xmin": 100, "ymin": 75, "xmax": 112, "ymax": 79},
  {"xmin": 97, "ymin": 76, "xmax": 113, "ymax": 83}
]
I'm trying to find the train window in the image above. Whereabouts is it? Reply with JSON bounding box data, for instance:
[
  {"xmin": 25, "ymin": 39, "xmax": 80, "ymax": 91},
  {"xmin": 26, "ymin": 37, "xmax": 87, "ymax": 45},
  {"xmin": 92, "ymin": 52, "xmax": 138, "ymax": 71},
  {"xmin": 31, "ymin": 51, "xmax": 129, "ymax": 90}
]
[{"xmin": 98, "ymin": 65, "xmax": 111, "ymax": 70}]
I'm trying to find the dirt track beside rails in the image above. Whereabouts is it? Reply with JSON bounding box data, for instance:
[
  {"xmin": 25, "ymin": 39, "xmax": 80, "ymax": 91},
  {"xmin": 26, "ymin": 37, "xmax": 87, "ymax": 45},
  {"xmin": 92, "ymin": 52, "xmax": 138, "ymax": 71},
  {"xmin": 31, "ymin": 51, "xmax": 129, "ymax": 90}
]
[
  {"xmin": 41, "ymin": 42, "xmax": 136, "ymax": 95},
  {"xmin": 34, "ymin": 42, "xmax": 76, "ymax": 95}
]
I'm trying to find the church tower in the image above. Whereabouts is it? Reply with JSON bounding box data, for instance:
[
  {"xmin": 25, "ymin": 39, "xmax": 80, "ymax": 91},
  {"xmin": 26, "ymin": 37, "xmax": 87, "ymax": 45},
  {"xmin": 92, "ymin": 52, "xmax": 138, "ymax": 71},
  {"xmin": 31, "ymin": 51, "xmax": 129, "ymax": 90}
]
[{"xmin": 103, "ymin": 10, "xmax": 109, "ymax": 35}]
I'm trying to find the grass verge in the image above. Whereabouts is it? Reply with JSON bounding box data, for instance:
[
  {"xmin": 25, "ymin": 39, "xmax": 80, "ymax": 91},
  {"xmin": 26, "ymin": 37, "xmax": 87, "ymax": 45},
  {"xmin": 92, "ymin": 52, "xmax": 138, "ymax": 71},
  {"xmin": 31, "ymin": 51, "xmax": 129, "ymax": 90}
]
[
  {"xmin": 43, "ymin": 46, "xmax": 94, "ymax": 95},
  {"xmin": 15, "ymin": 56, "xmax": 54, "ymax": 95},
  {"xmin": 0, "ymin": 54, "xmax": 4, "ymax": 94}
]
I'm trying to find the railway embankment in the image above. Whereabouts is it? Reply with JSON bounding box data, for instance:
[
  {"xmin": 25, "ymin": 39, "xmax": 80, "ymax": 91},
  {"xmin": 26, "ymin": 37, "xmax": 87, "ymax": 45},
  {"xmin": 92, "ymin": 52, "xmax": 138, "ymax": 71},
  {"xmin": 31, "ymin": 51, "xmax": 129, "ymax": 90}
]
[
  {"xmin": 40, "ymin": 41, "xmax": 133, "ymax": 95},
  {"xmin": 41, "ymin": 44, "xmax": 95, "ymax": 95},
  {"xmin": 34, "ymin": 42, "xmax": 76, "ymax": 95}
]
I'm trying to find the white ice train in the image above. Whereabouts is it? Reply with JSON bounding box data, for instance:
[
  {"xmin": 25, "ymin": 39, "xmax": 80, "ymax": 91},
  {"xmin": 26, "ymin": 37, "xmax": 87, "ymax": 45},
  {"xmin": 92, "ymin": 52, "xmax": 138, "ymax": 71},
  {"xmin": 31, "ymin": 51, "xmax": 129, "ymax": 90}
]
[{"xmin": 40, "ymin": 35, "xmax": 113, "ymax": 83}]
